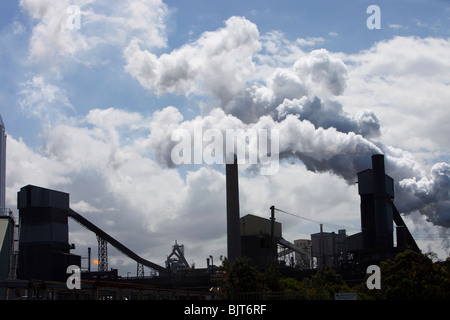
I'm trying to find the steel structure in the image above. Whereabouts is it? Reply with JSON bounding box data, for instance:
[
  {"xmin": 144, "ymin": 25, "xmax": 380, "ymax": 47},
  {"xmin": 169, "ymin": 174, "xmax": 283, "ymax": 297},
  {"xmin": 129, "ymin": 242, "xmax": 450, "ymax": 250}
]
[
  {"xmin": 97, "ymin": 236, "xmax": 108, "ymax": 272},
  {"xmin": 68, "ymin": 209, "xmax": 167, "ymax": 274},
  {"xmin": 166, "ymin": 240, "xmax": 190, "ymax": 272},
  {"xmin": 137, "ymin": 263, "xmax": 145, "ymax": 278}
]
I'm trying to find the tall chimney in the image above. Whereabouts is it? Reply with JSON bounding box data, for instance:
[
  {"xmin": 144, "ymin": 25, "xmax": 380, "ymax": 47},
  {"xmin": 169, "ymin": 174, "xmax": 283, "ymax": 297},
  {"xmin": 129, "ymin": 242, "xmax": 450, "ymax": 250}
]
[{"xmin": 226, "ymin": 156, "xmax": 241, "ymax": 261}]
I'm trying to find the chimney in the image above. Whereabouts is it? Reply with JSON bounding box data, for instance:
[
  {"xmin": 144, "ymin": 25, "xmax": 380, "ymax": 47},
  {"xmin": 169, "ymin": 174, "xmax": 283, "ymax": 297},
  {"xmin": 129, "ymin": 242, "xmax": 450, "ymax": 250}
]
[{"xmin": 226, "ymin": 156, "xmax": 241, "ymax": 261}]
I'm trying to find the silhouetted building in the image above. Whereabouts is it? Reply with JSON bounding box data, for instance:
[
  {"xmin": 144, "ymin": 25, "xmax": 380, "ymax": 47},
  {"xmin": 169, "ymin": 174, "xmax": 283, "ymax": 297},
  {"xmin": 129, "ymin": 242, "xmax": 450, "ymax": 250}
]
[
  {"xmin": 17, "ymin": 185, "xmax": 80, "ymax": 282},
  {"xmin": 358, "ymin": 154, "xmax": 395, "ymax": 250},
  {"xmin": 293, "ymin": 239, "xmax": 312, "ymax": 269},
  {"xmin": 0, "ymin": 215, "xmax": 15, "ymax": 280},
  {"xmin": 311, "ymin": 228, "xmax": 346, "ymax": 268},
  {"xmin": 240, "ymin": 214, "xmax": 281, "ymax": 269}
]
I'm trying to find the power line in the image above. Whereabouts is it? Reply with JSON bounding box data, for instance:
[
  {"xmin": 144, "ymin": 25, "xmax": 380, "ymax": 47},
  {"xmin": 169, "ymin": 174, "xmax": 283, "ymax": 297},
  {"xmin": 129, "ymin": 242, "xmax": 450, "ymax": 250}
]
[{"xmin": 274, "ymin": 207, "xmax": 360, "ymax": 232}]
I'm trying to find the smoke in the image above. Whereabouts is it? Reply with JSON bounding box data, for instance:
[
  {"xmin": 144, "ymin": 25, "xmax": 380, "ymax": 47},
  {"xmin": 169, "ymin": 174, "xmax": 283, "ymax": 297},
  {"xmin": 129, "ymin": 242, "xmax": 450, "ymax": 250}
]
[
  {"xmin": 126, "ymin": 16, "xmax": 450, "ymax": 230},
  {"xmin": 397, "ymin": 162, "xmax": 450, "ymax": 228}
]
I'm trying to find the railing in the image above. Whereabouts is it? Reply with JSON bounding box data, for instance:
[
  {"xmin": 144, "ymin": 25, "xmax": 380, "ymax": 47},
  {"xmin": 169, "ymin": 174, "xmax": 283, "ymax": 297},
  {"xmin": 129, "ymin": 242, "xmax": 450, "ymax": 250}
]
[{"xmin": 228, "ymin": 291, "xmax": 326, "ymax": 300}]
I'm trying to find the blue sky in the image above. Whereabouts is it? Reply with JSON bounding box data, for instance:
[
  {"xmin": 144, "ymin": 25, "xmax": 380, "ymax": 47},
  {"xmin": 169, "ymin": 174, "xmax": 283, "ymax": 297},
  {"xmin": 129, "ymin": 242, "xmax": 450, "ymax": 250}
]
[
  {"xmin": 1, "ymin": 0, "xmax": 449, "ymax": 147},
  {"xmin": 0, "ymin": 0, "xmax": 449, "ymax": 273}
]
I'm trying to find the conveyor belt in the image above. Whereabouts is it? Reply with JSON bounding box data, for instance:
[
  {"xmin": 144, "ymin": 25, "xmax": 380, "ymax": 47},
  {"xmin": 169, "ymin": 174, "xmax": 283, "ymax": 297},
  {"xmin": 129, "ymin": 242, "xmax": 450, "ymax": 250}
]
[{"xmin": 68, "ymin": 209, "xmax": 168, "ymax": 274}]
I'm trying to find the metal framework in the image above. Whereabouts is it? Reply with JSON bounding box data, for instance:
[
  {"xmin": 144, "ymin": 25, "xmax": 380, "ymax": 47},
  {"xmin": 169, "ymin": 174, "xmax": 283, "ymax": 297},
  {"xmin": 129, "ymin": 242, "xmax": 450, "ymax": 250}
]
[
  {"xmin": 97, "ymin": 236, "xmax": 108, "ymax": 272},
  {"xmin": 69, "ymin": 209, "xmax": 167, "ymax": 274},
  {"xmin": 137, "ymin": 263, "xmax": 145, "ymax": 278},
  {"xmin": 166, "ymin": 240, "xmax": 190, "ymax": 272}
]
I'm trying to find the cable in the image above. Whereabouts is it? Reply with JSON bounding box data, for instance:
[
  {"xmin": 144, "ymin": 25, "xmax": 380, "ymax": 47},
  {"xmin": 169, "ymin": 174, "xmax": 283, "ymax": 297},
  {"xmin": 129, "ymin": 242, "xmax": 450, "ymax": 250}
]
[{"xmin": 274, "ymin": 207, "xmax": 360, "ymax": 232}]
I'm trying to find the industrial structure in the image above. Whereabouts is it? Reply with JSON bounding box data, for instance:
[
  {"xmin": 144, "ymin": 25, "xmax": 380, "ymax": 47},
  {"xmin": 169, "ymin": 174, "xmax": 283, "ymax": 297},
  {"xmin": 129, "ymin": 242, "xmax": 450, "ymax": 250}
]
[
  {"xmin": 226, "ymin": 156, "xmax": 241, "ymax": 262},
  {"xmin": 307, "ymin": 154, "xmax": 420, "ymax": 271},
  {"xmin": 0, "ymin": 108, "xmax": 421, "ymax": 300},
  {"xmin": 0, "ymin": 114, "xmax": 6, "ymax": 212},
  {"xmin": 17, "ymin": 185, "xmax": 81, "ymax": 282},
  {"xmin": 0, "ymin": 115, "xmax": 18, "ymax": 299},
  {"xmin": 0, "ymin": 153, "xmax": 420, "ymax": 299},
  {"xmin": 231, "ymin": 154, "xmax": 420, "ymax": 273}
]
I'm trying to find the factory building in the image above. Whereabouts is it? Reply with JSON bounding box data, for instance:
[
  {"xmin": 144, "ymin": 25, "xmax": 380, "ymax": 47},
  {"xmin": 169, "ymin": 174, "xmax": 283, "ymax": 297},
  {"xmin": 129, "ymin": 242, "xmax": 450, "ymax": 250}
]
[
  {"xmin": 347, "ymin": 154, "xmax": 420, "ymax": 264},
  {"xmin": 311, "ymin": 229, "xmax": 346, "ymax": 269},
  {"xmin": 17, "ymin": 185, "xmax": 81, "ymax": 282},
  {"xmin": 240, "ymin": 214, "xmax": 281, "ymax": 269},
  {"xmin": 309, "ymin": 154, "xmax": 420, "ymax": 269},
  {"xmin": 292, "ymin": 239, "xmax": 312, "ymax": 269}
]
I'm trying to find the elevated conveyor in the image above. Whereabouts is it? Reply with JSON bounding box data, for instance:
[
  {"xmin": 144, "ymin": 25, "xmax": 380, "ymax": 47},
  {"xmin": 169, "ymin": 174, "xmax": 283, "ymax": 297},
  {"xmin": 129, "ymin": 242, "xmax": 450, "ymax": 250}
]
[
  {"xmin": 68, "ymin": 209, "xmax": 168, "ymax": 274},
  {"xmin": 277, "ymin": 238, "xmax": 310, "ymax": 257}
]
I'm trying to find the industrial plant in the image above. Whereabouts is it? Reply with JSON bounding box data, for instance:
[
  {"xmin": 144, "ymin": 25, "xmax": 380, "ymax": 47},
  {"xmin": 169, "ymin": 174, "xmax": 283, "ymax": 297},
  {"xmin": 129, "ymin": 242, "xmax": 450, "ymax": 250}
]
[{"xmin": 0, "ymin": 113, "xmax": 421, "ymax": 300}]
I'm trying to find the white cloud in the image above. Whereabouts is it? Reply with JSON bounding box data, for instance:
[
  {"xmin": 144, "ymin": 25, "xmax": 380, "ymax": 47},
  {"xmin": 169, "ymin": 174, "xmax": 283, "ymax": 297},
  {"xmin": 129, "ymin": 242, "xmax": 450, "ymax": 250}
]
[
  {"xmin": 124, "ymin": 16, "xmax": 261, "ymax": 101},
  {"xmin": 296, "ymin": 37, "xmax": 326, "ymax": 47},
  {"xmin": 5, "ymin": 135, "xmax": 71, "ymax": 207},
  {"xmin": 20, "ymin": 0, "xmax": 169, "ymax": 65},
  {"xmin": 125, "ymin": 28, "xmax": 450, "ymax": 239},
  {"xmin": 19, "ymin": 76, "xmax": 73, "ymax": 119},
  {"xmin": 388, "ymin": 24, "xmax": 406, "ymax": 30},
  {"xmin": 339, "ymin": 36, "xmax": 450, "ymax": 157}
]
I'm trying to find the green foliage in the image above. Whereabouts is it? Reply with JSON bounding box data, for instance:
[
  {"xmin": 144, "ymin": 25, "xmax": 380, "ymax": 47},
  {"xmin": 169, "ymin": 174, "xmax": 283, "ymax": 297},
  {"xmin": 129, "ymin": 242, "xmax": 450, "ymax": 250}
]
[
  {"xmin": 219, "ymin": 251, "xmax": 450, "ymax": 300},
  {"xmin": 303, "ymin": 265, "xmax": 351, "ymax": 299},
  {"xmin": 279, "ymin": 277, "xmax": 306, "ymax": 292},
  {"xmin": 380, "ymin": 250, "xmax": 450, "ymax": 300},
  {"xmin": 220, "ymin": 258, "xmax": 266, "ymax": 295}
]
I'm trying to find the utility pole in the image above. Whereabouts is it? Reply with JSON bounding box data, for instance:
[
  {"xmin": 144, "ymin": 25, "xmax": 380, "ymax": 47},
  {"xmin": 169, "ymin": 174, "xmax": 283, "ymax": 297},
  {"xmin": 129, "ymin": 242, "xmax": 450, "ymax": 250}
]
[{"xmin": 270, "ymin": 205, "xmax": 276, "ymax": 263}]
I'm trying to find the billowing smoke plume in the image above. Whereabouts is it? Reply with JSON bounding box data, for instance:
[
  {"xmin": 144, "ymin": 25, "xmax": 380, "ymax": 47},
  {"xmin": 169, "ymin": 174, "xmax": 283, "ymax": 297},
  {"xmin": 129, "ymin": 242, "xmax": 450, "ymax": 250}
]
[
  {"xmin": 127, "ymin": 16, "xmax": 449, "ymax": 229},
  {"xmin": 397, "ymin": 162, "xmax": 450, "ymax": 228}
]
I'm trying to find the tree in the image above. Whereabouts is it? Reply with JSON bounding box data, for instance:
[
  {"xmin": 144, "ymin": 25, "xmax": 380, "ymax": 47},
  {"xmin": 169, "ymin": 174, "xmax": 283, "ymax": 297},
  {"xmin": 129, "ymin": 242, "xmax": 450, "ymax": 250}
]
[
  {"xmin": 380, "ymin": 250, "xmax": 450, "ymax": 300},
  {"xmin": 220, "ymin": 258, "xmax": 266, "ymax": 298},
  {"xmin": 303, "ymin": 265, "xmax": 350, "ymax": 299}
]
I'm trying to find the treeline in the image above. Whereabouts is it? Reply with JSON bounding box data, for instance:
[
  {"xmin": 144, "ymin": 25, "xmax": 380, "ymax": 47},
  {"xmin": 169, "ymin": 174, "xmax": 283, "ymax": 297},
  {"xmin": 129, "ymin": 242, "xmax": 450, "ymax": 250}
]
[{"xmin": 219, "ymin": 250, "xmax": 450, "ymax": 300}]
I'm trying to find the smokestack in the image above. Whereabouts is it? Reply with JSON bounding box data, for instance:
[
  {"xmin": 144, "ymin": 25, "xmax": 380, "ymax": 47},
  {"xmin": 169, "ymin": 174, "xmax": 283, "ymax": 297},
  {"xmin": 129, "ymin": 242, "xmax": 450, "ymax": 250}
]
[
  {"xmin": 226, "ymin": 155, "xmax": 241, "ymax": 261},
  {"xmin": 0, "ymin": 114, "xmax": 6, "ymax": 213}
]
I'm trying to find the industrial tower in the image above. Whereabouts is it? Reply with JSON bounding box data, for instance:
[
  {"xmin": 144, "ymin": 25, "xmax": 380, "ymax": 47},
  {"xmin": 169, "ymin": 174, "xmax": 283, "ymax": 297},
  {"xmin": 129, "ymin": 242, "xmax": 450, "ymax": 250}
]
[{"xmin": 0, "ymin": 114, "xmax": 6, "ymax": 213}]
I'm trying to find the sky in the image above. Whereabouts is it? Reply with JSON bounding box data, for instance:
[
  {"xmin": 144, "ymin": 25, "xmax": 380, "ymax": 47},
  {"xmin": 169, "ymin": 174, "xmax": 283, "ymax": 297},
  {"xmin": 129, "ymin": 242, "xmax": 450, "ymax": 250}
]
[{"xmin": 0, "ymin": 0, "xmax": 449, "ymax": 275}]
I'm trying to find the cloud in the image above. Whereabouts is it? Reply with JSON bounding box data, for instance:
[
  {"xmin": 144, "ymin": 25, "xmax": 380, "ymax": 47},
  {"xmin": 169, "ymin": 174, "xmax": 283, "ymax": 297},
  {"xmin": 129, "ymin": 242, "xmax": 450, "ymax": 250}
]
[
  {"xmin": 124, "ymin": 20, "xmax": 349, "ymax": 124},
  {"xmin": 294, "ymin": 48, "xmax": 348, "ymax": 96},
  {"xmin": 124, "ymin": 16, "xmax": 261, "ymax": 101},
  {"xmin": 19, "ymin": 76, "xmax": 73, "ymax": 119},
  {"xmin": 5, "ymin": 135, "xmax": 71, "ymax": 206},
  {"xmin": 124, "ymin": 20, "xmax": 450, "ymax": 233},
  {"xmin": 20, "ymin": 0, "xmax": 169, "ymax": 65},
  {"xmin": 340, "ymin": 36, "xmax": 450, "ymax": 154},
  {"xmin": 388, "ymin": 24, "xmax": 406, "ymax": 30}
]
